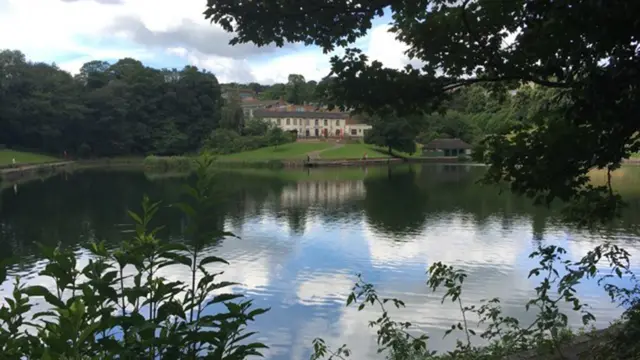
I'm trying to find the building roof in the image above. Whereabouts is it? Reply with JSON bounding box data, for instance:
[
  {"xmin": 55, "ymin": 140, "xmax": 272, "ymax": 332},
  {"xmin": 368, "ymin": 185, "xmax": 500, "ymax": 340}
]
[
  {"xmin": 253, "ymin": 110, "xmax": 350, "ymax": 119},
  {"xmin": 345, "ymin": 119, "xmax": 366, "ymax": 126},
  {"xmin": 240, "ymin": 100, "xmax": 282, "ymax": 108},
  {"xmin": 424, "ymin": 138, "xmax": 472, "ymax": 149}
]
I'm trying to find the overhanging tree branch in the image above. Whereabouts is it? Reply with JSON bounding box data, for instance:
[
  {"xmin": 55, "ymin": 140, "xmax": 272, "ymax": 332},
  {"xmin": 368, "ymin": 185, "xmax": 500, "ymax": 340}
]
[{"xmin": 442, "ymin": 76, "xmax": 571, "ymax": 92}]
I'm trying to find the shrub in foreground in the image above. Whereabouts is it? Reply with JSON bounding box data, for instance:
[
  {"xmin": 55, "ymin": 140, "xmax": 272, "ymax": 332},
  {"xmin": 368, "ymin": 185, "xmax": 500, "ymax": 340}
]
[
  {"xmin": 0, "ymin": 155, "xmax": 268, "ymax": 359},
  {"xmin": 311, "ymin": 245, "xmax": 639, "ymax": 360}
]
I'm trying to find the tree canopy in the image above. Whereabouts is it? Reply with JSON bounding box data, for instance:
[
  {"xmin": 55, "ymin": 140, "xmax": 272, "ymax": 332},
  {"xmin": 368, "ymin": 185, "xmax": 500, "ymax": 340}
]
[
  {"xmin": 0, "ymin": 50, "xmax": 223, "ymax": 157},
  {"xmin": 205, "ymin": 0, "xmax": 640, "ymax": 225},
  {"xmin": 227, "ymin": 74, "xmax": 319, "ymax": 105}
]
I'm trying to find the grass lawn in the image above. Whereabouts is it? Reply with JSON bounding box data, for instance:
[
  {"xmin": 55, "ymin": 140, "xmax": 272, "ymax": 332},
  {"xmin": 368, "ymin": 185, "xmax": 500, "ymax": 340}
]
[
  {"xmin": 217, "ymin": 142, "xmax": 335, "ymax": 161},
  {"xmin": 320, "ymin": 143, "xmax": 391, "ymax": 159},
  {"xmin": 0, "ymin": 150, "xmax": 59, "ymax": 166}
]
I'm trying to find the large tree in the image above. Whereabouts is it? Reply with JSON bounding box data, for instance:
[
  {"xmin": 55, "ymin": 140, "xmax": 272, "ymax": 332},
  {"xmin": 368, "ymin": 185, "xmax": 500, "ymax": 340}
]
[
  {"xmin": 364, "ymin": 114, "xmax": 418, "ymax": 155},
  {"xmin": 205, "ymin": 0, "xmax": 640, "ymax": 225},
  {"xmin": 258, "ymin": 83, "xmax": 286, "ymax": 100},
  {"xmin": 219, "ymin": 88, "xmax": 244, "ymax": 133},
  {"xmin": 285, "ymin": 74, "xmax": 307, "ymax": 104}
]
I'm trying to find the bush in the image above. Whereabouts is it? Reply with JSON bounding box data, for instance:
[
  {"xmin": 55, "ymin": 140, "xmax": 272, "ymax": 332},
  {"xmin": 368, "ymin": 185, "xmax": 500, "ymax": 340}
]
[
  {"xmin": 310, "ymin": 244, "xmax": 640, "ymax": 360},
  {"xmin": 204, "ymin": 127, "xmax": 294, "ymax": 155},
  {"xmin": 242, "ymin": 118, "xmax": 272, "ymax": 136},
  {"xmin": 0, "ymin": 155, "xmax": 268, "ymax": 359},
  {"xmin": 204, "ymin": 129, "xmax": 241, "ymax": 154},
  {"xmin": 267, "ymin": 127, "xmax": 287, "ymax": 147}
]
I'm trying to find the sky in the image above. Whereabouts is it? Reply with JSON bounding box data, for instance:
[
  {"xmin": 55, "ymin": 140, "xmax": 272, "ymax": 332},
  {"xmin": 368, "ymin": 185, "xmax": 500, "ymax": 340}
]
[{"xmin": 0, "ymin": 0, "xmax": 415, "ymax": 84}]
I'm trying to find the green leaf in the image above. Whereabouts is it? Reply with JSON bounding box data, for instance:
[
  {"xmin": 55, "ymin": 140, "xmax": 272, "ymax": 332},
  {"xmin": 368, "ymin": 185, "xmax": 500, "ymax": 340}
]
[
  {"xmin": 207, "ymin": 293, "xmax": 243, "ymax": 305},
  {"xmin": 162, "ymin": 252, "xmax": 192, "ymax": 267},
  {"xmin": 23, "ymin": 286, "xmax": 66, "ymax": 308},
  {"xmin": 127, "ymin": 210, "xmax": 143, "ymax": 224},
  {"xmin": 42, "ymin": 349, "xmax": 53, "ymax": 360},
  {"xmin": 33, "ymin": 311, "xmax": 57, "ymax": 319},
  {"xmin": 346, "ymin": 293, "xmax": 355, "ymax": 306},
  {"xmin": 615, "ymin": 267, "xmax": 622, "ymax": 278},
  {"xmin": 200, "ymin": 256, "xmax": 229, "ymax": 266},
  {"xmin": 157, "ymin": 300, "xmax": 187, "ymax": 321},
  {"xmin": 174, "ymin": 202, "xmax": 196, "ymax": 217},
  {"xmin": 78, "ymin": 321, "xmax": 102, "ymax": 345},
  {"xmin": 247, "ymin": 307, "xmax": 270, "ymax": 318}
]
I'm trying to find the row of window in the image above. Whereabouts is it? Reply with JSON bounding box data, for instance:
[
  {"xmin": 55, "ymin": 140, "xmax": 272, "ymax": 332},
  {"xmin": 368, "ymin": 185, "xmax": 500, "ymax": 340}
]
[
  {"xmin": 292, "ymin": 129, "xmax": 361, "ymax": 136},
  {"xmin": 273, "ymin": 118, "xmax": 342, "ymax": 126}
]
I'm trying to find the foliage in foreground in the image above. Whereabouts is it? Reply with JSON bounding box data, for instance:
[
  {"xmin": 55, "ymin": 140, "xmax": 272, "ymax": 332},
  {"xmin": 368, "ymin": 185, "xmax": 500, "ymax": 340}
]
[
  {"xmin": 311, "ymin": 244, "xmax": 640, "ymax": 360},
  {"xmin": 0, "ymin": 155, "xmax": 268, "ymax": 359},
  {"xmin": 0, "ymin": 51, "xmax": 224, "ymax": 158}
]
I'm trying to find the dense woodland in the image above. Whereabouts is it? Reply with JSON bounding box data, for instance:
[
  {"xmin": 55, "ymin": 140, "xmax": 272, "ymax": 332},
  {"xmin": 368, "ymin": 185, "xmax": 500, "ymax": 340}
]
[
  {"xmin": 0, "ymin": 50, "xmax": 224, "ymax": 157},
  {"xmin": 0, "ymin": 50, "xmax": 327, "ymax": 157},
  {"xmin": 0, "ymin": 49, "xmax": 554, "ymax": 158}
]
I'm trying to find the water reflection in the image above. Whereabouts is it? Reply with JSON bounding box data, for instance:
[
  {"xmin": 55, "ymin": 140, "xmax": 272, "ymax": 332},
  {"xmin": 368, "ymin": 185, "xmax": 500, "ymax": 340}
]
[{"xmin": 1, "ymin": 164, "xmax": 640, "ymax": 359}]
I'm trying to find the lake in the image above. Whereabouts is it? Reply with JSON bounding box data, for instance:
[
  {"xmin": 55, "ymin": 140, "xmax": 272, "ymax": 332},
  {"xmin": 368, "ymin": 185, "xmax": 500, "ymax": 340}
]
[{"xmin": 1, "ymin": 164, "xmax": 640, "ymax": 359}]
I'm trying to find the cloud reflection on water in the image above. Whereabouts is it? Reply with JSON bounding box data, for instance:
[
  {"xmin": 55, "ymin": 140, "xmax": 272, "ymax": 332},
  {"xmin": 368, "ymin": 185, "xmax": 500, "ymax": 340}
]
[{"xmin": 2, "ymin": 165, "xmax": 640, "ymax": 359}]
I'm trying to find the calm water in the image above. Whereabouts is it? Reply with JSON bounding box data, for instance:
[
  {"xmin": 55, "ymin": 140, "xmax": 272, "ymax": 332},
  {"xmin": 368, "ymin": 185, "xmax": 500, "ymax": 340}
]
[{"xmin": 1, "ymin": 164, "xmax": 640, "ymax": 359}]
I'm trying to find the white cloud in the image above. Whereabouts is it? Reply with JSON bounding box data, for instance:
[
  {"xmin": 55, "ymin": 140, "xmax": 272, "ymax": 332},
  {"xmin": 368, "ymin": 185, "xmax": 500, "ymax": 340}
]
[
  {"xmin": 362, "ymin": 214, "xmax": 527, "ymax": 267},
  {"xmin": 295, "ymin": 272, "xmax": 354, "ymax": 305},
  {"xmin": 0, "ymin": 0, "xmax": 411, "ymax": 81},
  {"xmin": 366, "ymin": 25, "xmax": 411, "ymax": 69}
]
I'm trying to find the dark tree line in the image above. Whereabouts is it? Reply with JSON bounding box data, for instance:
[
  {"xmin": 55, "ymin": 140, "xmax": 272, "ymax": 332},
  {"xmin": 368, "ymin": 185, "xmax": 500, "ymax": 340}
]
[{"xmin": 0, "ymin": 49, "xmax": 223, "ymax": 157}]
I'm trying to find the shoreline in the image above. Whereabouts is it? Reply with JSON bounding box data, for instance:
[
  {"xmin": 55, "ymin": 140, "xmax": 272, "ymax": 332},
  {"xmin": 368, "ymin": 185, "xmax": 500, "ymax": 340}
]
[
  {"xmin": 0, "ymin": 158, "xmax": 145, "ymax": 188},
  {"xmin": 215, "ymin": 156, "xmax": 479, "ymax": 168},
  {"xmin": 0, "ymin": 161, "xmax": 75, "ymax": 182},
  {"xmin": 2, "ymin": 157, "xmax": 639, "ymax": 185}
]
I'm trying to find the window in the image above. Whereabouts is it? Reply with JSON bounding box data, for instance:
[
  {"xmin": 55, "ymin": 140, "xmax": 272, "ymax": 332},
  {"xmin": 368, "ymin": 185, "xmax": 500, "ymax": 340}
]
[
  {"xmin": 324, "ymin": 119, "xmax": 328, "ymax": 126},
  {"xmin": 315, "ymin": 119, "xmax": 319, "ymax": 126},
  {"xmin": 277, "ymin": 119, "xmax": 282, "ymax": 126},
  {"xmin": 351, "ymin": 129, "xmax": 357, "ymax": 135},
  {"xmin": 286, "ymin": 118, "xmax": 290, "ymax": 125},
  {"xmin": 293, "ymin": 119, "xmax": 297, "ymax": 125},
  {"xmin": 306, "ymin": 119, "xmax": 310, "ymax": 126},
  {"xmin": 297, "ymin": 107, "xmax": 304, "ymax": 112},
  {"xmin": 336, "ymin": 120, "xmax": 340, "ymax": 126}
]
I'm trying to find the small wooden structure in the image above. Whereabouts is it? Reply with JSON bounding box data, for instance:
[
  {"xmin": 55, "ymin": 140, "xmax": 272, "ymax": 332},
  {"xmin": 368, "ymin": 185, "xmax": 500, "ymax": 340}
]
[{"xmin": 423, "ymin": 138, "xmax": 472, "ymax": 157}]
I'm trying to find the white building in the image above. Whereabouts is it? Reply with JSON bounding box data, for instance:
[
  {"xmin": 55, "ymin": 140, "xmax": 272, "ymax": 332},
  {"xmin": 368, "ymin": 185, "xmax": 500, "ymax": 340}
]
[{"xmin": 253, "ymin": 110, "xmax": 371, "ymax": 138}]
